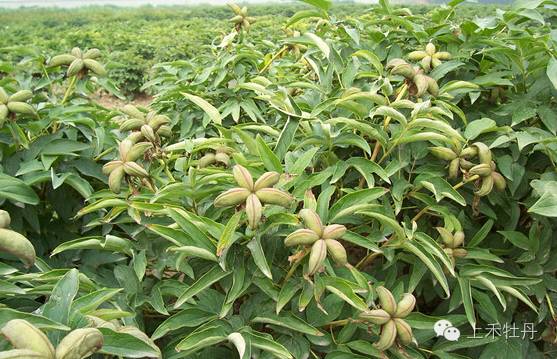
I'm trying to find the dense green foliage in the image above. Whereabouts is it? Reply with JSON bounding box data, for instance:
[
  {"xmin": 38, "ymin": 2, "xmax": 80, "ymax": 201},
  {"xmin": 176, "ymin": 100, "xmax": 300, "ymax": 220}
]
[{"xmin": 0, "ymin": 0, "xmax": 556, "ymax": 358}]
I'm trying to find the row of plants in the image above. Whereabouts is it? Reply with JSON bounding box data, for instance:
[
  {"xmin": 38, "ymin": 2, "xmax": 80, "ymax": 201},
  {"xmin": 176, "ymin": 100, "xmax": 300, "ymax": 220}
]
[{"xmin": 0, "ymin": 0, "xmax": 556, "ymax": 358}]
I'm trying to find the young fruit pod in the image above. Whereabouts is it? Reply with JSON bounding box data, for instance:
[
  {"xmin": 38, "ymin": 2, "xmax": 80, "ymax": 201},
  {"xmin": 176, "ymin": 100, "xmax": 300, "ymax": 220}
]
[
  {"xmin": 156, "ymin": 125, "xmax": 172, "ymax": 138},
  {"xmin": 325, "ymin": 239, "xmax": 347, "ymax": 266},
  {"xmin": 391, "ymin": 63, "xmax": 415, "ymax": 79},
  {"xmin": 430, "ymin": 147, "xmax": 457, "ymax": 161},
  {"xmin": 374, "ymin": 319, "xmax": 397, "ymax": 351},
  {"xmin": 48, "ymin": 54, "xmax": 76, "ymax": 67},
  {"xmin": 7, "ymin": 102, "xmax": 36, "ymax": 117},
  {"xmin": 119, "ymin": 118, "xmax": 144, "ymax": 131},
  {"xmin": 0, "ymin": 104, "xmax": 8, "ymax": 123},
  {"xmin": 198, "ymin": 153, "xmax": 216, "ymax": 168},
  {"xmin": 0, "ymin": 349, "xmax": 47, "ymax": 358},
  {"xmin": 472, "ymin": 142, "xmax": 492, "ymax": 164},
  {"xmin": 214, "ymin": 152, "xmax": 230, "ymax": 166},
  {"xmin": 407, "ymin": 50, "xmax": 427, "ymax": 61},
  {"xmin": 83, "ymin": 48, "xmax": 101, "ymax": 59},
  {"xmin": 453, "ymin": 231, "xmax": 465, "ymax": 247},
  {"xmin": 459, "ymin": 158, "xmax": 474, "ymax": 170},
  {"xmin": 431, "ymin": 57, "xmax": 442, "ymax": 68},
  {"xmin": 420, "ymin": 56, "xmax": 432, "ymax": 72},
  {"xmin": 448, "ymin": 158, "xmax": 460, "ymax": 179},
  {"xmin": 426, "ymin": 76, "xmax": 439, "ymax": 96},
  {"xmin": 214, "ymin": 188, "xmax": 250, "ymax": 207},
  {"xmin": 284, "ymin": 229, "xmax": 319, "ymax": 247},
  {"xmin": 425, "ymin": 43, "xmax": 436, "ymax": 55},
  {"xmin": 413, "ymin": 74, "xmax": 429, "ymax": 97},
  {"xmin": 125, "ymin": 142, "xmax": 152, "ymax": 162},
  {"xmin": 322, "ymin": 224, "xmax": 346, "ymax": 240},
  {"xmin": 253, "ymin": 171, "xmax": 280, "ymax": 191},
  {"xmin": 469, "ymin": 163, "xmax": 492, "ymax": 177},
  {"xmin": 394, "ymin": 318, "xmax": 413, "ymax": 345},
  {"xmin": 83, "ymin": 59, "xmax": 106, "ymax": 76},
  {"xmin": 394, "ymin": 293, "xmax": 416, "ymax": 318},
  {"xmin": 452, "ymin": 248, "xmax": 468, "ymax": 258},
  {"xmin": 55, "ymin": 328, "xmax": 103, "ymax": 359},
  {"xmin": 0, "ymin": 210, "xmax": 11, "ymax": 228},
  {"xmin": 299, "ymin": 209, "xmax": 323, "ymax": 237},
  {"xmin": 140, "ymin": 125, "xmax": 157, "ymax": 143},
  {"xmin": 460, "ymin": 147, "xmax": 478, "ymax": 158},
  {"xmin": 0, "ymin": 228, "xmax": 36, "ymax": 268},
  {"xmin": 108, "ymin": 166, "xmax": 125, "ymax": 194},
  {"xmin": 67, "ymin": 59, "xmax": 84, "ymax": 77},
  {"xmin": 376, "ymin": 286, "xmax": 397, "ymax": 315},
  {"xmin": 123, "ymin": 162, "xmax": 149, "ymax": 178},
  {"xmin": 436, "ymin": 227, "xmax": 455, "ymax": 248},
  {"xmin": 434, "ymin": 51, "xmax": 451, "ymax": 60},
  {"xmin": 255, "ymin": 188, "xmax": 293, "ymax": 207},
  {"xmin": 245, "ymin": 194, "xmax": 262, "ymax": 229},
  {"xmin": 148, "ymin": 114, "xmax": 170, "ymax": 130},
  {"xmin": 1, "ymin": 319, "xmax": 55, "ymax": 358},
  {"xmin": 307, "ymin": 239, "xmax": 327, "ymax": 275},
  {"xmin": 0, "ymin": 87, "xmax": 8, "ymax": 103},
  {"xmin": 232, "ymin": 165, "xmax": 254, "ymax": 191},
  {"xmin": 475, "ymin": 175, "xmax": 494, "ymax": 197},
  {"xmin": 70, "ymin": 47, "xmax": 82, "ymax": 58},
  {"xmin": 359, "ymin": 309, "xmax": 391, "ymax": 325},
  {"xmin": 121, "ymin": 104, "xmax": 144, "ymax": 119},
  {"xmin": 9, "ymin": 90, "xmax": 33, "ymax": 102},
  {"xmin": 492, "ymin": 172, "xmax": 507, "ymax": 192}
]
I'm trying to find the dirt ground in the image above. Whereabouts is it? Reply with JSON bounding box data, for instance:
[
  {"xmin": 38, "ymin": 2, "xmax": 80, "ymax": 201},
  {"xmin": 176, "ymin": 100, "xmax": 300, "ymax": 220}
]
[{"xmin": 93, "ymin": 92, "xmax": 153, "ymax": 109}]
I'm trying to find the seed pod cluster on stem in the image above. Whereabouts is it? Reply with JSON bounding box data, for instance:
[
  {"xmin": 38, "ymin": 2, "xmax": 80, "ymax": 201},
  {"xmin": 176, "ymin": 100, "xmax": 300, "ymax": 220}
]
[
  {"xmin": 197, "ymin": 146, "xmax": 233, "ymax": 168},
  {"xmin": 407, "ymin": 42, "xmax": 451, "ymax": 72},
  {"xmin": 228, "ymin": 3, "xmax": 256, "ymax": 32},
  {"xmin": 358, "ymin": 286, "xmax": 416, "ymax": 351},
  {"xmin": 47, "ymin": 47, "xmax": 107, "ymax": 77},
  {"xmin": 386, "ymin": 58, "xmax": 439, "ymax": 97},
  {"xmin": 214, "ymin": 165, "xmax": 293, "ymax": 229},
  {"xmin": 116, "ymin": 105, "xmax": 172, "ymax": 145},
  {"xmin": 102, "ymin": 139, "xmax": 152, "ymax": 194},
  {"xmin": 0, "ymin": 86, "xmax": 37, "ymax": 125},
  {"xmin": 0, "ymin": 209, "xmax": 36, "ymax": 268},
  {"xmin": 436, "ymin": 227, "xmax": 468, "ymax": 265},
  {"xmin": 284, "ymin": 208, "xmax": 348, "ymax": 275}
]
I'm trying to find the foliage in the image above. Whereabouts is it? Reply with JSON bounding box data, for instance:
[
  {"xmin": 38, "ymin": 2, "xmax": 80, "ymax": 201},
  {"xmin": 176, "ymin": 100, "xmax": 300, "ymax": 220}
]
[{"xmin": 0, "ymin": 0, "xmax": 556, "ymax": 358}]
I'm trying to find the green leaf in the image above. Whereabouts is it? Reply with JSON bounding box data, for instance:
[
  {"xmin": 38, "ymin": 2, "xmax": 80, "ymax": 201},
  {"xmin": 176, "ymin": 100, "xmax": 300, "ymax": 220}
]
[
  {"xmin": 174, "ymin": 267, "xmax": 230, "ymax": 308},
  {"xmin": 241, "ymin": 330, "xmax": 293, "ymax": 359},
  {"xmin": 0, "ymin": 173, "xmax": 39, "ymax": 205},
  {"xmin": 328, "ymin": 188, "xmax": 387, "ymax": 222},
  {"xmin": 402, "ymin": 241, "xmax": 450, "ymax": 297},
  {"xmin": 182, "ymin": 92, "xmax": 222, "ymax": 125},
  {"xmin": 0, "ymin": 308, "xmax": 70, "ymax": 331},
  {"xmin": 289, "ymin": 147, "xmax": 320, "ymax": 175},
  {"xmin": 276, "ymin": 279, "xmax": 301, "ymax": 314},
  {"xmin": 304, "ymin": 32, "xmax": 330, "ymax": 58},
  {"xmin": 152, "ymin": 308, "xmax": 216, "ymax": 340},
  {"xmin": 51, "ymin": 235, "xmax": 133, "ymax": 256},
  {"xmin": 547, "ymin": 57, "xmax": 557, "ymax": 90},
  {"xmin": 42, "ymin": 268, "xmax": 79, "ymax": 343},
  {"xmin": 322, "ymin": 276, "xmax": 368, "ymax": 311},
  {"xmin": 528, "ymin": 192, "xmax": 557, "ymax": 217},
  {"xmin": 175, "ymin": 324, "xmax": 228, "ymax": 353},
  {"xmin": 464, "ymin": 118, "xmax": 497, "ymax": 140},
  {"xmin": 275, "ymin": 117, "xmax": 299, "ymax": 160},
  {"xmin": 217, "ymin": 211, "xmax": 242, "ymax": 257},
  {"xmin": 468, "ymin": 220, "xmax": 494, "ymax": 247},
  {"xmin": 357, "ymin": 211, "xmax": 405, "ymax": 241},
  {"xmin": 252, "ymin": 314, "xmax": 324, "ymax": 336},
  {"xmin": 300, "ymin": 0, "xmax": 331, "ymax": 11},
  {"xmin": 256, "ymin": 135, "xmax": 283, "ymax": 173},
  {"xmin": 247, "ymin": 237, "xmax": 273, "ymax": 280},
  {"xmin": 72, "ymin": 288, "xmax": 122, "ymax": 314},
  {"xmin": 457, "ymin": 277, "xmax": 476, "ymax": 328},
  {"xmin": 498, "ymin": 231, "xmax": 534, "ymax": 251},
  {"xmin": 99, "ymin": 328, "xmax": 162, "ymax": 358}
]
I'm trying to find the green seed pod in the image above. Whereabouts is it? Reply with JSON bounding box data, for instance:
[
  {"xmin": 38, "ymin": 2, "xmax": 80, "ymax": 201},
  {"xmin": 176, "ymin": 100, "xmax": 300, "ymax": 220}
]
[
  {"xmin": 459, "ymin": 147, "xmax": 478, "ymax": 158},
  {"xmin": 55, "ymin": 328, "xmax": 103, "ymax": 359},
  {"xmin": 426, "ymin": 76, "xmax": 439, "ymax": 96},
  {"xmin": 472, "ymin": 142, "xmax": 492, "ymax": 165},
  {"xmin": 374, "ymin": 319, "xmax": 396, "ymax": 351},
  {"xmin": 140, "ymin": 124, "xmax": 157, "ymax": 143},
  {"xmin": 156, "ymin": 125, "xmax": 172, "ymax": 138},
  {"xmin": 126, "ymin": 131, "xmax": 144, "ymax": 144},
  {"xmin": 198, "ymin": 153, "xmax": 216, "ymax": 168},
  {"xmin": 70, "ymin": 47, "xmax": 82, "ymax": 58},
  {"xmin": 108, "ymin": 166, "xmax": 125, "ymax": 194},
  {"xmin": 391, "ymin": 63, "xmax": 415, "ymax": 78},
  {"xmin": 444, "ymin": 247, "xmax": 453, "ymax": 257},
  {"xmin": 119, "ymin": 118, "xmax": 145, "ymax": 132},
  {"xmin": 430, "ymin": 147, "xmax": 457, "ymax": 161},
  {"xmin": 214, "ymin": 152, "xmax": 230, "ymax": 166},
  {"xmin": 253, "ymin": 171, "xmax": 280, "ymax": 191},
  {"xmin": 376, "ymin": 286, "xmax": 397, "ymax": 316},
  {"xmin": 118, "ymin": 139, "xmax": 134, "ymax": 160},
  {"xmin": 414, "ymin": 74, "xmax": 429, "ymax": 97},
  {"xmin": 67, "ymin": 59, "xmax": 84, "ymax": 77},
  {"xmin": 475, "ymin": 175, "xmax": 493, "ymax": 197},
  {"xmin": 394, "ymin": 318, "xmax": 413, "ymax": 345},
  {"xmin": 325, "ymin": 239, "xmax": 347, "ymax": 266},
  {"xmin": 453, "ymin": 231, "xmax": 465, "ymax": 247},
  {"xmin": 0, "ymin": 228, "xmax": 36, "ymax": 268},
  {"xmin": 148, "ymin": 114, "xmax": 170, "ymax": 130},
  {"xmin": 307, "ymin": 239, "xmax": 327, "ymax": 275},
  {"xmin": 0, "ymin": 210, "xmax": 11, "ymax": 228},
  {"xmin": 284, "ymin": 228, "xmax": 319, "ymax": 247},
  {"xmin": 322, "ymin": 224, "xmax": 346, "ymax": 240},
  {"xmin": 255, "ymin": 188, "xmax": 293, "ymax": 207},
  {"xmin": 469, "ymin": 163, "xmax": 492, "ymax": 177},
  {"xmin": 0, "ymin": 104, "xmax": 8, "ymax": 122},
  {"xmin": 0, "ymin": 87, "xmax": 8, "ymax": 104},
  {"xmin": 459, "ymin": 158, "xmax": 474, "ymax": 170},
  {"xmin": 230, "ymin": 15, "xmax": 243, "ymax": 23},
  {"xmin": 452, "ymin": 248, "xmax": 468, "ymax": 258},
  {"xmin": 1, "ymin": 319, "xmax": 55, "ymax": 358},
  {"xmin": 431, "ymin": 57, "xmax": 442, "ymax": 68},
  {"xmin": 123, "ymin": 162, "xmax": 149, "ymax": 178},
  {"xmin": 7, "ymin": 102, "xmax": 36, "ymax": 116},
  {"xmin": 121, "ymin": 105, "xmax": 144, "ymax": 119},
  {"xmin": 386, "ymin": 58, "xmax": 406, "ymax": 69},
  {"xmin": 434, "ymin": 51, "xmax": 451, "ymax": 60},
  {"xmin": 425, "ymin": 42, "xmax": 436, "ymax": 56},
  {"xmin": 299, "ymin": 208, "xmax": 323, "ymax": 237},
  {"xmin": 233, "ymin": 165, "xmax": 254, "ymax": 191},
  {"xmin": 48, "ymin": 54, "xmax": 76, "ymax": 67},
  {"xmin": 359, "ymin": 309, "xmax": 391, "ymax": 325},
  {"xmin": 214, "ymin": 188, "xmax": 251, "ymax": 207},
  {"xmin": 394, "ymin": 293, "xmax": 416, "ymax": 318},
  {"xmin": 0, "ymin": 349, "xmax": 47, "ymax": 359},
  {"xmin": 83, "ymin": 48, "xmax": 101, "ymax": 60},
  {"xmin": 436, "ymin": 227, "xmax": 455, "ymax": 248},
  {"xmin": 102, "ymin": 160, "xmax": 122, "ymax": 175},
  {"xmin": 420, "ymin": 56, "xmax": 431, "ymax": 72},
  {"xmin": 492, "ymin": 172, "xmax": 506, "ymax": 192},
  {"xmin": 125, "ymin": 142, "xmax": 152, "ymax": 162},
  {"xmin": 407, "ymin": 50, "xmax": 427, "ymax": 61},
  {"xmin": 245, "ymin": 194, "xmax": 262, "ymax": 229},
  {"xmin": 8, "ymin": 90, "xmax": 33, "ymax": 103},
  {"xmin": 448, "ymin": 158, "xmax": 460, "ymax": 179},
  {"xmin": 85, "ymin": 316, "xmax": 118, "ymax": 331}
]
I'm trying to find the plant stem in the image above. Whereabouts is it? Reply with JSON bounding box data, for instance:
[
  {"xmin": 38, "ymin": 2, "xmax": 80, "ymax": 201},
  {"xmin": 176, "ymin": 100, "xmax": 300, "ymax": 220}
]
[{"xmin": 62, "ymin": 75, "xmax": 78, "ymax": 105}]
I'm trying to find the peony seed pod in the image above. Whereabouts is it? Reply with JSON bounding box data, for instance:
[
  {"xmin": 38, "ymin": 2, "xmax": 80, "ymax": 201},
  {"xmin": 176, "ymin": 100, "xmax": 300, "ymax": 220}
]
[
  {"xmin": 214, "ymin": 152, "xmax": 230, "ymax": 166},
  {"xmin": 322, "ymin": 224, "xmax": 346, "ymax": 240},
  {"xmin": 459, "ymin": 147, "xmax": 478, "ymax": 158},
  {"xmin": 48, "ymin": 54, "xmax": 76, "ymax": 67},
  {"xmin": 67, "ymin": 58, "xmax": 84, "ymax": 77},
  {"xmin": 70, "ymin": 47, "xmax": 82, "ymax": 58},
  {"xmin": 156, "ymin": 125, "xmax": 172, "ymax": 138},
  {"xmin": 472, "ymin": 142, "xmax": 492, "ymax": 165},
  {"xmin": 214, "ymin": 188, "xmax": 250, "ymax": 207},
  {"xmin": 102, "ymin": 160, "xmax": 122, "ymax": 175},
  {"xmin": 253, "ymin": 171, "xmax": 280, "ymax": 191},
  {"xmin": 55, "ymin": 328, "xmax": 103, "ymax": 359},
  {"xmin": 1, "ymin": 320, "xmax": 55, "ymax": 358},
  {"xmin": 0, "ymin": 349, "xmax": 47, "ymax": 358},
  {"xmin": 140, "ymin": 124, "xmax": 157, "ymax": 143},
  {"xmin": 459, "ymin": 158, "xmax": 474, "ymax": 170},
  {"xmin": 198, "ymin": 153, "xmax": 216, "ymax": 168},
  {"xmin": 284, "ymin": 228, "xmax": 320, "ymax": 247},
  {"xmin": 126, "ymin": 132, "xmax": 144, "ymax": 144},
  {"xmin": 475, "ymin": 175, "xmax": 493, "ymax": 197},
  {"xmin": 83, "ymin": 48, "xmax": 101, "ymax": 60},
  {"xmin": 108, "ymin": 166, "xmax": 125, "ymax": 194},
  {"xmin": 0, "ymin": 104, "xmax": 8, "ymax": 122},
  {"xmin": 420, "ymin": 56, "xmax": 431, "ymax": 72},
  {"xmin": 394, "ymin": 318, "xmax": 413, "ymax": 345},
  {"xmin": 83, "ymin": 59, "xmax": 106, "ymax": 76},
  {"xmin": 0, "ymin": 210, "xmax": 11, "ymax": 229},
  {"xmin": 436, "ymin": 227, "xmax": 455, "ymax": 248},
  {"xmin": 255, "ymin": 188, "xmax": 293, "ymax": 207},
  {"xmin": 8, "ymin": 90, "xmax": 33, "ymax": 103},
  {"xmin": 413, "ymin": 74, "xmax": 429, "ymax": 97},
  {"xmin": 431, "ymin": 57, "xmax": 442, "ymax": 68},
  {"xmin": 7, "ymin": 102, "xmax": 36, "ymax": 116},
  {"xmin": 307, "ymin": 239, "xmax": 327, "ymax": 275},
  {"xmin": 123, "ymin": 162, "xmax": 149, "ymax": 178},
  {"xmin": 448, "ymin": 158, "xmax": 460, "ymax": 179},
  {"xmin": 492, "ymin": 172, "xmax": 506, "ymax": 192},
  {"xmin": 430, "ymin": 147, "xmax": 457, "ymax": 161},
  {"xmin": 469, "ymin": 163, "xmax": 492, "ymax": 177},
  {"xmin": 0, "ymin": 228, "xmax": 36, "ymax": 268},
  {"xmin": 118, "ymin": 139, "xmax": 133, "ymax": 160},
  {"xmin": 299, "ymin": 208, "xmax": 323, "ymax": 237},
  {"xmin": 391, "ymin": 63, "xmax": 415, "ymax": 78},
  {"xmin": 434, "ymin": 51, "xmax": 451, "ymax": 60},
  {"xmin": 444, "ymin": 247, "xmax": 453, "ymax": 257},
  {"xmin": 148, "ymin": 115, "xmax": 170, "ymax": 130},
  {"xmin": 453, "ymin": 231, "xmax": 465, "ymax": 247},
  {"xmin": 125, "ymin": 142, "xmax": 152, "ymax": 162},
  {"xmin": 376, "ymin": 286, "xmax": 397, "ymax": 316},
  {"xmin": 394, "ymin": 293, "xmax": 416, "ymax": 318},
  {"xmin": 119, "ymin": 118, "xmax": 144, "ymax": 132},
  {"xmin": 407, "ymin": 50, "xmax": 427, "ymax": 61},
  {"xmin": 452, "ymin": 248, "xmax": 468, "ymax": 258},
  {"xmin": 425, "ymin": 43, "xmax": 436, "ymax": 55},
  {"xmin": 232, "ymin": 165, "xmax": 254, "ymax": 191},
  {"xmin": 359, "ymin": 309, "xmax": 391, "ymax": 325},
  {"xmin": 386, "ymin": 58, "xmax": 407, "ymax": 69},
  {"xmin": 325, "ymin": 239, "xmax": 347, "ymax": 266},
  {"xmin": 426, "ymin": 76, "xmax": 439, "ymax": 96},
  {"xmin": 374, "ymin": 319, "xmax": 397, "ymax": 351},
  {"xmin": 245, "ymin": 194, "xmax": 262, "ymax": 229},
  {"xmin": 121, "ymin": 104, "xmax": 144, "ymax": 119}
]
